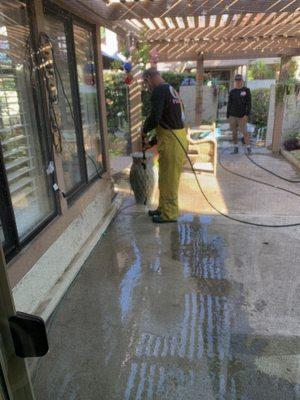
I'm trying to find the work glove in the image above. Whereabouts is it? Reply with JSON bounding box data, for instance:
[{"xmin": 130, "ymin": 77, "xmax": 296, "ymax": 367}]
[{"xmin": 149, "ymin": 136, "xmax": 157, "ymax": 147}]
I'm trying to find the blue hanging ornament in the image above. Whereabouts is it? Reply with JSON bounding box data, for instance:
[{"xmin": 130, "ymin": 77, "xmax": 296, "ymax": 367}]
[
  {"xmin": 123, "ymin": 61, "xmax": 132, "ymax": 73},
  {"xmin": 84, "ymin": 61, "xmax": 95, "ymax": 74}
]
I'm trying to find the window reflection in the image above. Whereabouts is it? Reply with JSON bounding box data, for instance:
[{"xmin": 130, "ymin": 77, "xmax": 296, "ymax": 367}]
[
  {"xmin": 0, "ymin": 1, "xmax": 55, "ymax": 240},
  {"xmin": 73, "ymin": 24, "xmax": 103, "ymax": 179},
  {"xmin": 44, "ymin": 15, "xmax": 82, "ymax": 193}
]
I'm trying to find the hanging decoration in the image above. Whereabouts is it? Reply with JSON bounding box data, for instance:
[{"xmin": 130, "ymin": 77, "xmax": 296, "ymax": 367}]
[
  {"xmin": 121, "ymin": 31, "xmax": 153, "ymax": 85},
  {"xmin": 122, "ymin": 34, "xmax": 135, "ymax": 85},
  {"xmin": 123, "ymin": 58, "xmax": 133, "ymax": 85},
  {"xmin": 124, "ymin": 74, "xmax": 133, "ymax": 85},
  {"xmin": 84, "ymin": 61, "xmax": 96, "ymax": 86},
  {"xmin": 123, "ymin": 60, "xmax": 132, "ymax": 73}
]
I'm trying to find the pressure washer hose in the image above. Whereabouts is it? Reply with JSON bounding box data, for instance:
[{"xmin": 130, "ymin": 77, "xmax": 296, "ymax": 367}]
[
  {"xmin": 218, "ymin": 148, "xmax": 300, "ymax": 199},
  {"xmin": 245, "ymin": 152, "xmax": 300, "ymax": 183},
  {"xmin": 141, "ymin": 135, "xmax": 147, "ymax": 170},
  {"xmin": 165, "ymin": 125, "xmax": 300, "ymax": 228}
]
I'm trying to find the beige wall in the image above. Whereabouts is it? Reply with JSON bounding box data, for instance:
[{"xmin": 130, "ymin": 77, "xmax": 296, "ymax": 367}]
[
  {"xmin": 180, "ymin": 86, "xmax": 218, "ymax": 125},
  {"xmin": 266, "ymin": 85, "xmax": 300, "ymax": 146}
]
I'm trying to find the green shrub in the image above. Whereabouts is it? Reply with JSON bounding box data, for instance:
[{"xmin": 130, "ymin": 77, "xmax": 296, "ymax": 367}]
[
  {"xmin": 161, "ymin": 72, "xmax": 195, "ymax": 91},
  {"xmin": 283, "ymin": 132, "xmax": 300, "ymax": 151},
  {"xmin": 247, "ymin": 61, "xmax": 277, "ymax": 80},
  {"xmin": 251, "ymin": 89, "xmax": 270, "ymax": 127},
  {"xmin": 103, "ymin": 72, "xmax": 128, "ymax": 129}
]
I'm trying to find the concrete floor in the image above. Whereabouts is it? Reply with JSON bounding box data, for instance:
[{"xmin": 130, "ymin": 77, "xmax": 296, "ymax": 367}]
[{"xmin": 34, "ymin": 147, "xmax": 300, "ymax": 399}]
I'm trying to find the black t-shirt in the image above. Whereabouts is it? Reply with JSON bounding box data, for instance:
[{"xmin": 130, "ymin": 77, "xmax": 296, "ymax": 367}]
[
  {"xmin": 227, "ymin": 87, "xmax": 251, "ymax": 118},
  {"xmin": 143, "ymin": 83, "xmax": 185, "ymax": 133}
]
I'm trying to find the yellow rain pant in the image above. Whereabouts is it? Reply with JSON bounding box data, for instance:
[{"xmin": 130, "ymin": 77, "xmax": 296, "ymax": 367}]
[{"xmin": 156, "ymin": 125, "xmax": 188, "ymax": 220}]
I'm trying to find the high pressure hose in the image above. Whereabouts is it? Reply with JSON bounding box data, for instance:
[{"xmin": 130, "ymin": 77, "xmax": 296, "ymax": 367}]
[
  {"xmin": 163, "ymin": 124, "xmax": 300, "ymax": 228},
  {"xmin": 245, "ymin": 152, "xmax": 300, "ymax": 183},
  {"xmin": 141, "ymin": 135, "xmax": 147, "ymax": 170},
  {"xmin": 218, "ymin": 148, "xmax": 300, "ymax": 199}
]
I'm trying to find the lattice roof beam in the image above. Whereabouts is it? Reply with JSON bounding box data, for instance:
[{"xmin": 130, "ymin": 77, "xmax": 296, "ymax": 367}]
[
  {"xmin": 108, "ymin": 0, "xmax": 300, "ymax": 20},
  {"xmin": 158, "ymin": 17, "xmax": 169, "ymax": 29},
  {"xmin": 156, "ymin": 45, "xmax": 300, "ymax": 62},
  {"xmin": 224, "ymin": 14, "xmax": 234, "ymax": 26},
  {"xmin": 150, "ymin": 35, "xmax": 300, "ymax": 46},
  {"xmin": 215, "ymin": 14, "xmax": 222, "ymax": 27},
  {"xmin": 53, "ymin": 0, "xmax": 139, "ymax": 37},
  {"xmin": 172, "ymin": 17, "xmax": 180, "ymax": 29},
  {"xmin": 145, "ymin": 13, "xmax": 300, "ymax": 41},
  {"xmin": 233, "ymin": 13, "xmax": 246, "ymax": 26}
]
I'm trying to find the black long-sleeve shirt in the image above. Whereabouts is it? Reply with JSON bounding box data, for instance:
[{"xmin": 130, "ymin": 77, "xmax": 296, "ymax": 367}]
[
  {"xmin": 143, "ymin": 83, "xmax": 185, "ymax": 133},
  {"xmin": 227, "ymin": 87, "xmax": 251, "ymax": 119}
]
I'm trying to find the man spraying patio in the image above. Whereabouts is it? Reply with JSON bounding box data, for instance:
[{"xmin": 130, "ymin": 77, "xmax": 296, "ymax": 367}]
[
  {"xmin": 141, "ymin": 68, "xmax": 188, "ymax": 224},
  {"xmin": 227, "ymin": 74, "xmax": 252, "ymax": 154}
]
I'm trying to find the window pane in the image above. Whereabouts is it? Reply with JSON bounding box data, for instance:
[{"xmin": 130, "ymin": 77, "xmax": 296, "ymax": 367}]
[
  {"xmin": 0, "ymin": 1, "xmax": 55, "ymax": 240},
  {"xmin": 73, "ymin": 24, "xmax": 103, "ymax": 179},
  {"xmin": 44, "ymin": 15, "xmax": 83, "ymax": 192}
]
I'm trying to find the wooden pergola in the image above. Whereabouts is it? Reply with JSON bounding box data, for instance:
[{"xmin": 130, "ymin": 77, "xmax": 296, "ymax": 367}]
[
  {"xmin": 73, "ymin": 0, "xmax": 300, "ymax": 59},
  {"xmin": 58, "ymin": 0, "xmax": 300, "ymax": 151}
]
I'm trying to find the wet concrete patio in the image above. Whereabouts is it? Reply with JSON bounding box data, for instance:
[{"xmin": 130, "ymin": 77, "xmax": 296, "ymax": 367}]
[{"xmin": 34, "ymin": 147, "xmax": 300, "ymax": 399}]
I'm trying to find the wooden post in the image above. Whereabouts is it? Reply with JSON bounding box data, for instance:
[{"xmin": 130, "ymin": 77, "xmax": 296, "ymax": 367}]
[
  {"xmin": 195, "ymin": 53, "xmax": 204, "ymax": 127},
  {"xmin": 242, "ymin": 64, "xmax": 247, "ymax": 82},
  {"xmin": 128, "ymin": 65, "xmax": 143, "ymax": 152},
  {"xmin": 271, "ymin": 55, "xmax": 292, "ymax": 153}
]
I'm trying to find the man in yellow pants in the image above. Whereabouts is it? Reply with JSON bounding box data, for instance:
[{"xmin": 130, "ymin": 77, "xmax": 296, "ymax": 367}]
[{"xmin": 142, "ymin": 68, "xmax": 188, "ymax": 223}]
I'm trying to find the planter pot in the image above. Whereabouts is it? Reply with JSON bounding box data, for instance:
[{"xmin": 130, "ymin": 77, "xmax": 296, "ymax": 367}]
[{"xmin": 130, "ymin": 152, "xmax": 155, "ymax": 205}]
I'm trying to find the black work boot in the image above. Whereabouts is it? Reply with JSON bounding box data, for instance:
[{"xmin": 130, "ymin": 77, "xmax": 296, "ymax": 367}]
[
  {"xmin": 152, "ymin": 215, "xmax": 177, "ymax": 224},
  {"xmin": 148, "ymin": 209, "xmax": 161, "ymax": 217},
  {"xmin": 231, "ymin": 146, "xmax": 239, "ymax": 154}
]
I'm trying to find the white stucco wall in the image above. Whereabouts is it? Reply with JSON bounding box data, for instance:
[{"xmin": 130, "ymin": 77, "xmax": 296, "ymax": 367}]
[
  {"xmin": 266, "ymin": 84, "xmax": 300, "ymax": 146},
  {"xmin": 180, "ymin": 85, "xmax": 218, "ymax": 125},
  {"xmin": 248, "ymin": 79, "xmax": 276, "ymax": 90}
]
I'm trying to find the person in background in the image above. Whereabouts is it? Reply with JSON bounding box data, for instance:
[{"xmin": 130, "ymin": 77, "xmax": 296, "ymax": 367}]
[
  {"xmin": 227, "ymin": 74, "xmax": 252, "ymax": 154},
  {"xmin": 141, "ymin": 68, "xmax": 188, "ymax": 224}
]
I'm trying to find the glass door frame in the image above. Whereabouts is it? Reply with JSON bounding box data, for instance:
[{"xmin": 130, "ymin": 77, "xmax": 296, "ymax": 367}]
[
  {"xmin": 0, "ymin": 246, "xmax": 35, "ymax": 399},
  {"xmin": 43, "ymin": 5, "xmax": 89, "ymax": 200},
  {"xmin": 0, "ymin": 0, "xmax": 59, "ymax": 261},
  {"xmin": 0, "ymin": 144, "xmax": 19, "ymax": 255},
  {"xmin": 43, "ymin": 1, "xmax": 106, "ymax": 202}
]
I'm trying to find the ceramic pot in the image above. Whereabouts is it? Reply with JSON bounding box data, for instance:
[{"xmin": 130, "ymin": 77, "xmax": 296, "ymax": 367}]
[{"xmin": 129, "ymin": 152, "xmax": 155, "ymax": 205}]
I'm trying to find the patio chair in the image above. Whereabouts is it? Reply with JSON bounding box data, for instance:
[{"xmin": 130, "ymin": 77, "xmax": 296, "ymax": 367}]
[{"xmin": 185, "ymin": 125, "xmax": 218, "ymax": 176}]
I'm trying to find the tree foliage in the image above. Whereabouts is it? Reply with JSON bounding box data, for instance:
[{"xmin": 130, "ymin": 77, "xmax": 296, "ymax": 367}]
[
  {"xmin": 247, "ymin": 61, "xmax": 277, "ymax": 80},
  {"xmin": 248, "ymin": 61, "xmax": 276, "ymax": 80},
  {"xmin": 103, "ymin": 72, "xmax": 128, "ymax": 129},
  {"xmin": 251, "ymin": 88, "xmax": 270, "ymax": 127}
]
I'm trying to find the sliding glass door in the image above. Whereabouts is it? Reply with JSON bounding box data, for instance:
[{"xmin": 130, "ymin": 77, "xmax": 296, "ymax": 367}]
[
  {"xmin": 44, "ymin": 4, "xmax": 104, "ymax": 197},
  {"xmin": 0, "ymin": 1, "xmax": 57, "ymax": 257},
  {"xmin": 73, "ymin": 22, "xmax": 103, "ymax": 179}
]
